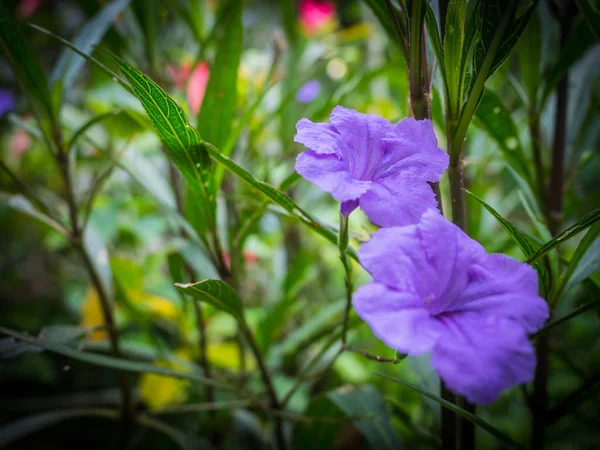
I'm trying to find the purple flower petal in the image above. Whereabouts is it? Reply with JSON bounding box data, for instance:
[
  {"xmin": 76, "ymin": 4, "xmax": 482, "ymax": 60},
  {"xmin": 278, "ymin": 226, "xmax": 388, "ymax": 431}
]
[
  {"xmin": 295, "ymin": 151, "xmax": 371, "ymax": 201},
  {"xmin": 353, "ymin": 209, "xmax": 549, "ymax": 404},
  {"xmin": 353, "ymin": 283, "xmax": 444, "ymax": 354},
  {"xmin": 0, "ymin": 89, "xmax": 15, "ymax": 118},
  {"xmin": 294, "ymin": 107, "xmax": 448, "ymax": 226},
  {"xmin": 296, "ymin": 80, "xmax": 321, "ymax": 103},
  {"xmin": 431, "ymin": 315, "xmax": 536, "ymax": 404}
]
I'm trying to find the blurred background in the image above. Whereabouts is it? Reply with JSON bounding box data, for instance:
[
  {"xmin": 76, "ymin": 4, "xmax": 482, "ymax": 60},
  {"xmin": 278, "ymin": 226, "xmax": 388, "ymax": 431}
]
[{"xmin": 0, "ymin": 0, "xmax": 599, "ymax": 449}]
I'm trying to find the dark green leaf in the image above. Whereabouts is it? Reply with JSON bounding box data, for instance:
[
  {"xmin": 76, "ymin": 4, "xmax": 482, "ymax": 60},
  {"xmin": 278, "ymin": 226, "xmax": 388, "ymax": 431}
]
[
  {"xmin": 175, "ymin": 279, "xmax": 245, "ymax": 323},
  {"xmin": 0, "ymin": 327, "xmax": 228, "ymax": 389},
  {"xmin": 473, "ymin": 89, "xmax": 533, "ymax": 185},
  {"xmin": 540, "ymin": 17, "xmax": 596, "ymax": 107},
  {"xmin": 516, "ymin": 10, "xmax": 541, "ymax": 105},
  {"xmin": 197, "ymin": 0, "xmax": 243, "ymax": 151},
  {"xmin": 473, "ymin": 0, "xmax": 537, "ymax": 80},
  {"xmin": 374, "ymin": 373, "xmax": 527, "ymax": 450},
  {"xmin": 553, "ymin": 223, "xmax": 600, "ymax": 304},
  {"xmin": 575, "ymin": 0, "xmax": 600, "ymax": 41},
  {"xmin": 0, "ymin": 193, "xmax": 68, "ymax": 237},
  {"xmin": 51, "ymin": 0, "xmax": 130, "ymax": 94},
  {"xmin": 528, "ymin": 208, "xmax": 600, "ymax": 263},
  {"xmin": 294, "ymin": 386, "xmax": 402, "ymax": 450},
  {"xmin": 0, "ymin": 409, "xmax": 119, "ymax": 448},
  {"xmin": 0, "ymin": 3, "xmax": 53, "ymax": 121}
]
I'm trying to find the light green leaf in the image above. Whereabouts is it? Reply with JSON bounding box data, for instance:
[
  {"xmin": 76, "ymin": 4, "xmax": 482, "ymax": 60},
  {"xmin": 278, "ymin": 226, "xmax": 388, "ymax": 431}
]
[
  {"xmin": 83, "ymin": 223, "xmax": 113, "ymax": 303},
  {"xmin": 565, "ymin": 235, "xmax": 600, "ymax": 293},
  {"xmin": 0, "ymin": 193, "xmax": 68, "ymax": 237},
  {"xmin": 111, "ymin": 55, "xmax": 215, "ymax": 234},
  {"xmin": 374, "ymin": 373, "xmax": 527, "ymax": 450},
  {"xmin": 444, "ymin": 0, "xmax": 466, "ymax": 117},
  {"xmin": 0, "ymin": 326, "xmax": 229, "ymax": 389},
  {"xmin": 51, "ymin": 0, "xmax": 131, "ymax": 94},
  {"xmin": 175, "ymin": 279, "xmax": 245, "ymax": 323},
  {"xmin": 528, "ymin": 208, "xmax": 600, "ymax": 264},
  {"xmin": 424, "ymin": 2, "xmax": 445, "ymax": 77},
  {"xmin": 576, "ymin": 0, "xmax": 600, "ymax": 41},
  {"xmin": 197, "ymin": 0, "xmax": 243, "ymax": 151}
]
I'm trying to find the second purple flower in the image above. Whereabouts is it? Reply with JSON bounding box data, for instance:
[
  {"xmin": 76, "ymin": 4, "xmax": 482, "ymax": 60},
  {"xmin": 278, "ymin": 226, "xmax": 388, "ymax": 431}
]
[{"xmin": 294, "ymin": 106, "xmax": 448, "ymax": 226}]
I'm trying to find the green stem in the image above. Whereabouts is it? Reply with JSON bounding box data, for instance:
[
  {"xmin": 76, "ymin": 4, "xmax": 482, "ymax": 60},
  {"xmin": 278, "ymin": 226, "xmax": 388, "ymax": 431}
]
[
  {"xmin": 339, "ymin": 213, "xmax": 353, "ymax": 346},
  {"xmin": 409, "ymin": 0, "xmax": 428, "ymax": 120}
]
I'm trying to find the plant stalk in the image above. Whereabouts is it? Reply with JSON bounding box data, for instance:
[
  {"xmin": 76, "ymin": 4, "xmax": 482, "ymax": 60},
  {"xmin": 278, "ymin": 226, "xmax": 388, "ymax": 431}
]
[
  {"xmin": 339, "ymin": 213, "xmax": 353, "ymax": 346},
  {"xmin": 242, "ymin": 323, "xmax": 286, "ymax": 449}
]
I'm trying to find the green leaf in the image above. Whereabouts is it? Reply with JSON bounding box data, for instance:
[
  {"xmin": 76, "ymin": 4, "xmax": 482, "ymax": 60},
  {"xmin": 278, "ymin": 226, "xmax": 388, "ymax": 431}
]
[
  {"xmin": 444, "ymin": 0, "xmax": 467, "ymax": 117},
  {"xmin": 83, "ymin": 223, "xmax": 113, "ymax": 303},
  {"xmin": 516, "ymin": 10, "xmax": 541, "ymax": 105},
  {"xmin": 575, "ymin": 0, "xmax": 600, "ymax": 41},
  {"xmin": 175, "ymin": 279, "xmax": 245, "ymax": 323},
  {"xmin": 473, "ymin": 0, "xmax": 537, "ymax": 80},
  {"xmin": 0, "ymin": 409, "xmax": 119, "ymax": 448},
  {"xmin": 424, "ymin": 2, "xmax": 445, "ymax": 78},
  {"xmin": 0, "ymin": 3, "xmax": 53, "ymax": 121},
  {"xmin": 540, "ymin": 18, "xmax": 596, "ymax": 108},
  {"xmin": 374, "ymin": 373, "xmax": 527, "ymax": 450},
  {"xmin": 111, "ymin": 55, "xmax": 215, "ymax": 233},
  {"xmin": 565, "ymin": 235, "xmax": 600, "ymax": 293},
  {"xmin": 0, "ymin": 193, "xmax": 68, "ymax": 237},
  {"xmin": 528, "ymin": 208, "xmax": 600, "ymax": 264},
  {"xmin": 362, "ymin": 0, "xmax": 408, "ymax": 59},
  {"xmin": 294, "ymin": 385, "xmax": 402, "ymax": 450},
  {"xmin": 197, "ymin": 0, "xmax": 243, "ymax": 151},
  {"xmin": 473, "ymin": 89, "xmax": 533, "ymax": 185},
  {"xmin": 0, "ymin": 326, "xmax": 228, "ymax": 389},
  {"xmin": 552, "ymin": 223, "xmax": 600, "ymax": 304},
  {"xmin": 465, "ymin": 189, "xmax": 549, "ymax": 294},
  {"xmin": 202, "ymin": 141, "xmax": 357, "ymax": 261},
  {"xmin": 51, "ymin": 0, "xmax": 131, "ymax": 94}
]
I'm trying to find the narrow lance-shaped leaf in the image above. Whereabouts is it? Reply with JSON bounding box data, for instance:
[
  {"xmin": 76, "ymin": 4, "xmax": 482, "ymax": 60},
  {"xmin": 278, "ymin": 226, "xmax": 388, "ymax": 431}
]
[
  {"xmin": 374, "ymin": 373, "xmax": 527, "ymax": 450},
  {"xmin": 197, "ymin": 0, "xmax": 243, "ymax": 151},
  {"xmin": 175, "ymin": 280, "xmax": 245, "ymax": 323},
  {"xmin": 473, "ymin": 0, "xmax": 537, "ymax": 81},
  {"xmin": 575, "ymin": 0, "xmax": 600, "ymax": 41},
  {"xmin": 0, "ymin": 193, "xmax": 68, "ymax": 237},
  {"xmin": 444, "ymin": 0, "xmax": 467, "ymax": 117},
  {"xmin": 111, "ymin": 55, "xmax": 215, "ymax": 235},
  {"xmin": 528, "ymin": 208, "xmax": 600, "ymax": 263},
  {"xmin": 516, "ymin": 10, "xmax": 541, "ymax": 106},
  {"xmin": 0, "ymin": 326, "xmax": 228, "ymax": 389},
  {"xmin": 423, "ymin": 2, "xmax": 445, "ymax": 77},
  {"xmin": 51, "ymin": 0, "xmax": 131, "ymax": 95}
]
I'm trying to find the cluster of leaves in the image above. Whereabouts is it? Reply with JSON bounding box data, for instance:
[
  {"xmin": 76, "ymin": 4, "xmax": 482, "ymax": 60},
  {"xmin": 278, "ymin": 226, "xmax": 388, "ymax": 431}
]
[{"xmin": 0, "ymin": 0, "xmax": 599, "ymax": 449}]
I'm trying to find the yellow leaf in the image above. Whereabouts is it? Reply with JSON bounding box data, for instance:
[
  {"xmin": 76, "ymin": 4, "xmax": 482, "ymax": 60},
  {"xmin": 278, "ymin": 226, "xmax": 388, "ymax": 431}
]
[
  {"xmin": 80, "ymin": 287, "xmax": 109, "ymax": 341},
  {"xmin": 207, "ymin": 341, "xmax": 255, "ymax": 372},
  {"xmin": 138, "ymin": 350, "xmax": 191, "ymax": 411}
]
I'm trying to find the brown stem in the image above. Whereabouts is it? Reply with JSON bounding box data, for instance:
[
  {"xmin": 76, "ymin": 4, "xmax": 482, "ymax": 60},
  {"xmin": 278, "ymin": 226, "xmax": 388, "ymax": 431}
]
[
  {"xmin": 242, "ymin": 323, "xmax": 286, "ymax": 449},
  {"xmin": 532, "ymin": 6, "xmax": 573, "ymax": 448},
  {"xmin": 57, "ymin": 147, "xmax": 134, "ymax": 427}
]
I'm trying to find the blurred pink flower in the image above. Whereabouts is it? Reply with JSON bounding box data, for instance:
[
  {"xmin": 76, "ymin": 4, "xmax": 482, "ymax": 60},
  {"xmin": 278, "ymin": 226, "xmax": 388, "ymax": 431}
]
[
  {"xmin": 18, "ymin": 0, "xmax": 42, "ymax": 18},
  {"xmin": 168, "ymin": 62, "xmax": 191, "ymax": 89},
  {"xmin": 300, "ymin": 0, "xmax": 335, "ymax": 35},
  {"xmin": 11, "ymin": 129, "xmax": 31, "ymax": 158},
  {"xmin": 187, "ymin": 62, "xmax": 210, "ymax": 115}
]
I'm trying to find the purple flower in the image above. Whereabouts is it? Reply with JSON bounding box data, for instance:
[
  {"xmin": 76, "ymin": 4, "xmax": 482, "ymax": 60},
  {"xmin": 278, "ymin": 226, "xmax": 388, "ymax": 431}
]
[
  {"xmin": 0, "ymin": 89, "xmax": 15, "ymax": 118},
  {"xmin": 294, "ymin": 106, "xmax": 448, "ymax": 226},
  {"xmin": 353, "ymin": 209, "xmax": 549, "ymax": 404},
  {"xmin": 296, "ymin": 80, "xmax": 321, "ymax": 103}
]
